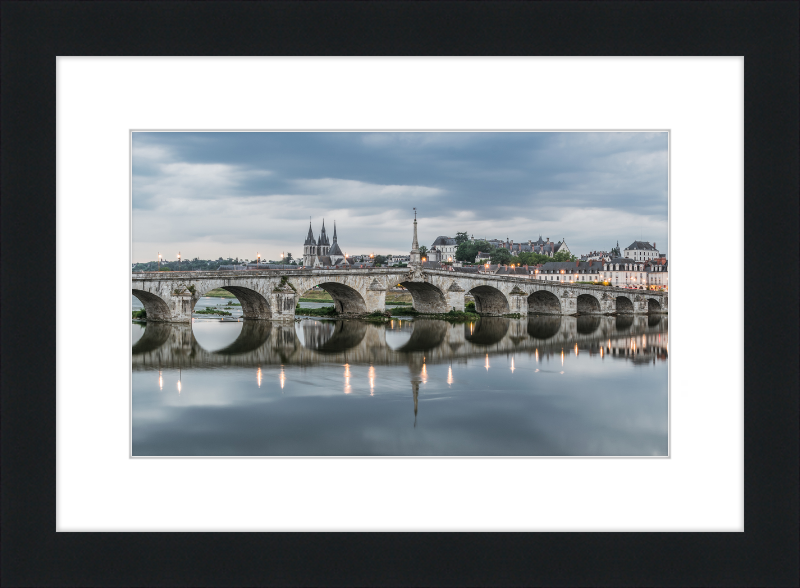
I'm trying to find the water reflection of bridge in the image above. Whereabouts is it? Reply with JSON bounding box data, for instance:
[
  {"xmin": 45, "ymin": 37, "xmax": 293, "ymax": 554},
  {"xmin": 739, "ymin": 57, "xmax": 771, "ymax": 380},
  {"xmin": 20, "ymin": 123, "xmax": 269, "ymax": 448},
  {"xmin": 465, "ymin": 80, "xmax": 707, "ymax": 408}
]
[{"xmin": 132, "ymin": 316, "xmax": 668, "ymax": 371}]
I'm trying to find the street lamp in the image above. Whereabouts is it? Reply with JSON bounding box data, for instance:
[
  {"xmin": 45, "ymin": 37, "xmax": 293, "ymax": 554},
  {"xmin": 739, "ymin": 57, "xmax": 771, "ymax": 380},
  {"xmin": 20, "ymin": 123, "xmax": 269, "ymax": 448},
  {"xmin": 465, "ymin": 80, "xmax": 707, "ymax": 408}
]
[
  {"xmin": 177, "ymin": 252, "xmax": 181, "ymax": 269},
  {"xmin": 158, "ymin": 252, "xmax": 161, "ymax": 271},
  {"xmin": 257, "ymin": 252, "xmax": 260, "ymax": 266}
]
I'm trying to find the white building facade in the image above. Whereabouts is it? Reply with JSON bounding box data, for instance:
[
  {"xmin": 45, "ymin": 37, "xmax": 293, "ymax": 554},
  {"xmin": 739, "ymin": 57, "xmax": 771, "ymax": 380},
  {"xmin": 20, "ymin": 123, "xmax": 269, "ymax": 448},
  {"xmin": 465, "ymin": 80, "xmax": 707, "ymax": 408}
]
[{"xmin": 623, "ymin": 240, "xmax": 660, "ymax": 262}]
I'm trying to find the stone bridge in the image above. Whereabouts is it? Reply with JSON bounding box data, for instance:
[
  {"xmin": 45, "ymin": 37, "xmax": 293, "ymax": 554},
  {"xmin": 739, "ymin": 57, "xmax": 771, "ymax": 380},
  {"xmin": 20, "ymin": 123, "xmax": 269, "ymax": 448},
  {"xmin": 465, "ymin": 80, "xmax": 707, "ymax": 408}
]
[
  {"xmin": 132, "ymin": 315, "xmax": 668, "ymax": 371},
  {"xmin": 132, "ymin": 267, "xmax": 668, "ymax": 323}
]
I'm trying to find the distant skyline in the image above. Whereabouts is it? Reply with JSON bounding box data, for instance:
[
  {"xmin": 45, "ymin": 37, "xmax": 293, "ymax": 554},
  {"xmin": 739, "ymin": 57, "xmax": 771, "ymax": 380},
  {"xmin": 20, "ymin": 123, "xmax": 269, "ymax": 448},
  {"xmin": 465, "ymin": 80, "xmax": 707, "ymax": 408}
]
[{"xmin": 132, "ymin": 131, "xmax": 668, "ymax": 262}]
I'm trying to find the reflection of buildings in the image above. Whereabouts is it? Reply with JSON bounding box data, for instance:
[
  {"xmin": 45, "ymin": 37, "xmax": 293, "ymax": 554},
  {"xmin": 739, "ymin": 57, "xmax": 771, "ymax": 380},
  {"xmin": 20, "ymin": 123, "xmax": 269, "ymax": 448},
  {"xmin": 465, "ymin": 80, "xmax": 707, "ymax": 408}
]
[{"xmin": 133, "ymin": 315, "xmax": 668, "ymax": 370}]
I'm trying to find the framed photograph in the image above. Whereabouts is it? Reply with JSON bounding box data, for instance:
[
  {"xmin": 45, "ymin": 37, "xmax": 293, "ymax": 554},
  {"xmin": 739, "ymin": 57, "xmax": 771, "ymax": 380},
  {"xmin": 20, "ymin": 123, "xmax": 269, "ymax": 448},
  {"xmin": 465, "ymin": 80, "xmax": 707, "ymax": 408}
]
[
  {"xmin": 3, "ymin": 2, "xmax": 797, "ymax": 586},
  {"xmin": 130, "ymin": 130, "xmax": 670, "ymax": 458}
]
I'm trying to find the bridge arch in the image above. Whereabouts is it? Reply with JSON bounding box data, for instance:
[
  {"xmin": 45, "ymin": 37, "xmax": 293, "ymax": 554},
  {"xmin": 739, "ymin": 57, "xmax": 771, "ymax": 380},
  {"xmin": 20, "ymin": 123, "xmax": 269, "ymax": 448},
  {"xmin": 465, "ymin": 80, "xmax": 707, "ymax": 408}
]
[
  {"xmin": 576, "ymin": 293, "xmax": 601, "ymax": 315},
  {"xmin": 131, "ymin": 321, "xmax": 174, "ymax": 353},
  {"xmin": 212, "ymin": 321, "xmax": 273, "ymax": 355},
  {"xmin": 469, "ymin": 285, "xmax": 510, "ymax": 315},
  {"xmin": 615, "ymin": 295, "xmax": 634, "ymax": 314},
  {"xmin": 465, "ymin": 317, "xmax": 511, "ymax": 346},
  {"xmin": 394, "ymin": 320, "xmax": 449, "ymax": 352},
  {"xmin": 132, "ymin": 289, "xmax": 172, "ymax": 322},
  {"xmin": 528, "ymin": 290, "xmax": 561, "ymax": 314},
  {"xmin": 195, "ymin": 284, "xmax": 272, "ymax": 320},
  {"xmin": 297, "ymin": 320, "xmax": 367, "ymax": 353},
  {"xmin": 647, "ymin": 298, "xmax": 662, "ymax": 313},
  {"xmin": 399, "ymin": 281, "xmax": 448, "ymax": 313},
  {"xmin": 300, "ymin": 282, "xmax": 367, "ymax": 315},
  {"xmin": 576, "ymin": 315, "xmax": 601, "ymax": 335},
  {"xmin": 527, "ymin": 316, "xmax": 562, "ymax": 340}
]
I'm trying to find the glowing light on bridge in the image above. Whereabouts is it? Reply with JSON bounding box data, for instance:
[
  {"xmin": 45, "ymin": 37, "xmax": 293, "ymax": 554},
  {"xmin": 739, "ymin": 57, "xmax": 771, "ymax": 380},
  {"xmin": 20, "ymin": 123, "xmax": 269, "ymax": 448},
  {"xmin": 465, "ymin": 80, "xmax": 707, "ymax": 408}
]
[{"xmin": 368, "ymin": 366, "xmax": 375, "ymax": 395}]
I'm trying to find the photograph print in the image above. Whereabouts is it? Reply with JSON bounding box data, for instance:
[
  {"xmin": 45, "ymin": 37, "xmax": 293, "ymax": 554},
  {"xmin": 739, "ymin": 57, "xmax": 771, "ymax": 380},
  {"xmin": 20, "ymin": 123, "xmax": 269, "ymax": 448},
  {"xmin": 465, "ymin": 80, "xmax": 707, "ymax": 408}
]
[{"xmin": 131, "ymin": 131, "xmax": 669, "ymax": 457}]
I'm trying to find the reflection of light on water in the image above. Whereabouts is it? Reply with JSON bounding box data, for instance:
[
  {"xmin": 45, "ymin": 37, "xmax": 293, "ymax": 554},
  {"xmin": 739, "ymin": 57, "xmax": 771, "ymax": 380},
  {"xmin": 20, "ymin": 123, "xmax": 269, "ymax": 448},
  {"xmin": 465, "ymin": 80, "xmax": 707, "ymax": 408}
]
[
  {"xmin": 421, "ymin": 364, "xmax": 428, "ymax": 384},
  {"xmin": 257, "ymin": 367, "xmax": 262, "ymax": 388},
  {"xmin": 344, "ymin": 363, "xmax": 351, "ymax": 394},
  {"xmin": 368, "ymin": 366, "xmax": 375, "ymax": 395},
  {"xmin": 158, "ymin": 371, "xmax": 163, "ymax": 391},
  {"xmin": 177, "ymin": 380, "xmax": 182, "ymax": 394},
  {"xmin": 535, "ymin": 348, "xmax": 539, "ymax": 362},
  {"xmin": 561, "ymin": 349, "xmax": 564, "ymax": 366},
  {"xmin": 447, "ymin": 365, "xmax": 453, "ymax": 385},
  {"xmin": 535, "ymin": 368, "xmax": 539, "ymax": 372},
  {"xmin": 574, "ymin": 344, "xmax": 579, "ymax": 356},
  {"xmin": 600, "ymin": 347, "xmax": 604, "ymax": 358},
  {"xmin": 279, "ymin": 366, "xmax": 286, "ymax": 390},
  {"xmin": 470, "ymin": 323, "xmax": 474, "ymax": 335},
  {"xmin": 560, "ymin": 370, "xmax": 564, "ymax": 374},
  {"xmin": 485, "ymin": 354, "xmax": 490, "ymax": 371},
  {"xmin": 510, "ymin": 357, "xmax": 515, "ymax": 373}
]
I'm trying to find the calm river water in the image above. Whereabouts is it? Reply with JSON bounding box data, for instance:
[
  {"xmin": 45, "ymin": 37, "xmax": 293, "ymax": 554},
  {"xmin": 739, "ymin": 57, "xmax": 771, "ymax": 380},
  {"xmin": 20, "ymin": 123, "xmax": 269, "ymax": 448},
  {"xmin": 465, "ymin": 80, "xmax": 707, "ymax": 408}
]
[{"xmin": 132, "ymin": 296, "xmax": 668, "ymax": 457}]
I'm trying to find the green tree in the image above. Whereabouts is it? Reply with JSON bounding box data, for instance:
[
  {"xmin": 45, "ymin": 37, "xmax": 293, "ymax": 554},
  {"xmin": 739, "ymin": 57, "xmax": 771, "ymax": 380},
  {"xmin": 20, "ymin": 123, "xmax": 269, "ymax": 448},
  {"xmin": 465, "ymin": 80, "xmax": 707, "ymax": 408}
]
[
  {"xmin": 455, "ymin": 239, "xmax": 494, "ymax": 262},
  {"xmin": 489, "ymin": 248, "xmax": 513, "ymax": 265},
  {"xmin": 552, "ymin": 251, "xmax": 577, "ymax": 262},
  {"xmin": 284, "ymin": 252, "xmax": 294, "ymax": 263},
  {"xmin": 158, "ymin": 266, "xmax": 171, "ymax": 271},
  {"xmin": 455, "ymin": 231, "xmax": 470, "ymax": 245},
  {"xmin": 516, "ymin": 252, "xmax": 555, "ymax": 266},
  {"xmin": 419, "ymin": 245, "xmax": 428, "ymax": 259},
  {"xmin": 373, "ymin": 255, "xmax": 388, "ymax": 266}
]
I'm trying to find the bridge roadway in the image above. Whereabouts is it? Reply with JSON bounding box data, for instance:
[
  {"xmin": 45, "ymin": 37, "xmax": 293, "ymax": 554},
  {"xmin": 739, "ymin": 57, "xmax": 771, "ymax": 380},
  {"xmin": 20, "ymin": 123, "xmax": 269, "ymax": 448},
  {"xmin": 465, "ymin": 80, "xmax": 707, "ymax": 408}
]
[
  {"xmin": 132, "ymin": 314, "xmax": 668, "ymax": 371},
  {"xmin": 132, "ymin": 266, "xmax": 668, "ymax": 323}
]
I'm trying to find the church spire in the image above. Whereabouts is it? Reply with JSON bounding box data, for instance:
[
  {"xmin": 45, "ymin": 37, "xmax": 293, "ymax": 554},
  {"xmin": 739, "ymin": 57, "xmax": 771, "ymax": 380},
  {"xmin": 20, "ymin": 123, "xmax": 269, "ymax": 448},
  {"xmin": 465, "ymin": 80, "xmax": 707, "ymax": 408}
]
[
  {"xmin": 304, "ymin": 218, "xmax": 315, "ymax": 245},
  {"xmin": 332, "ymin": 220, "xmax": 337, "ymax": 243},
  {"xmin": 410, "ymin": 208, "xmax": 421, "ymax": 266}
]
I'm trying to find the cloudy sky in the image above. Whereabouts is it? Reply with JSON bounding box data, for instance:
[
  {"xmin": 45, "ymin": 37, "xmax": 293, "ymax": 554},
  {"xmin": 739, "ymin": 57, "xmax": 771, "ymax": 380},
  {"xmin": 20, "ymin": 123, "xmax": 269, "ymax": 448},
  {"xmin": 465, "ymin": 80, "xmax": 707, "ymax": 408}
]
[{"xmin": 132, "ymin": 132, "xmax": 668, "ymax": 262}]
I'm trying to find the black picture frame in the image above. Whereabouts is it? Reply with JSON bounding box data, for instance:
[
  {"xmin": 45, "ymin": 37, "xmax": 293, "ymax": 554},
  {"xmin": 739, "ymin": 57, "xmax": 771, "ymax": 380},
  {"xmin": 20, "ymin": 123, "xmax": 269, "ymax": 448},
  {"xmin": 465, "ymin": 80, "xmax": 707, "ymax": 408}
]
[{"xmin": 2, "ymin": 2, "xmax": 797, "ymax": 586}]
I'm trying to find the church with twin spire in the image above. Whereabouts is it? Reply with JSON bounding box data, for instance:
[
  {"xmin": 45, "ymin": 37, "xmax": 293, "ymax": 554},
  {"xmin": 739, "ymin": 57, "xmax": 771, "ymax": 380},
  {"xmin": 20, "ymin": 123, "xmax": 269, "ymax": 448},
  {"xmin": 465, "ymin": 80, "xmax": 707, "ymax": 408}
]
[{"xmin": 303, "ymin": 219, "xmax": 350, "ymax": 267}]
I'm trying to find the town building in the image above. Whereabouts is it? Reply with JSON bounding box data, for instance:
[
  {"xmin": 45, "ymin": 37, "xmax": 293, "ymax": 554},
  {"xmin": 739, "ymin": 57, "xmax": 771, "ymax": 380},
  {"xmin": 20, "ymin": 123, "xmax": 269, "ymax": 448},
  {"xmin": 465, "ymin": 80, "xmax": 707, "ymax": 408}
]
[
  {"xmin": 533, "ymin": 260, "xmax": 604, "ymax": 283},
  {"xmin": 600, "ymin": 258, "xmax": 649, "ymax": 287},
  {"xmin": 644, "ymin": 258, "xmax": 668, "ymax": 289},
  {"xmin": 428, "ymin": 236, "xmax": 458, "ymax": 262},
  {"xmin": 580, "ymin": 250, "xmax": 612, "ymax": 262},
  {"xmin": 387, "ymin": 254, "xmax": 410, "ymax": 266},
  {"xmin": 623, "ymin": 240, "xmax": 660, "ymax": 262},
  {"xmin": 302, "ymin": 219, "xmax": 350, "ymax": 267},
  {"xmin": 499, "ymin": 236, "xmax": 570, "ymax": 257}
]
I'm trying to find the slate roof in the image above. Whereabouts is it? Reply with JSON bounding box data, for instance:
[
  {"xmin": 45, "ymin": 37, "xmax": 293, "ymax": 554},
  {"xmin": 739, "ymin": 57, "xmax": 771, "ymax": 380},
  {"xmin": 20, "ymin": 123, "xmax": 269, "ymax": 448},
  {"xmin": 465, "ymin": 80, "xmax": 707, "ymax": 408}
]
[
  {"xmin": 431, "ymin": 236, "xmax": 456, "ymax": 246},
  {"xmin": 538, "ymin": 261, "xmax": 605, "ymax": 274},
  {"xmin": 328, "ymin": 241, "xmax": 344, "ymax": 256},
  {"xmin": 626, "ymin": 240, "xmax": 656, "ymax": 250}
]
